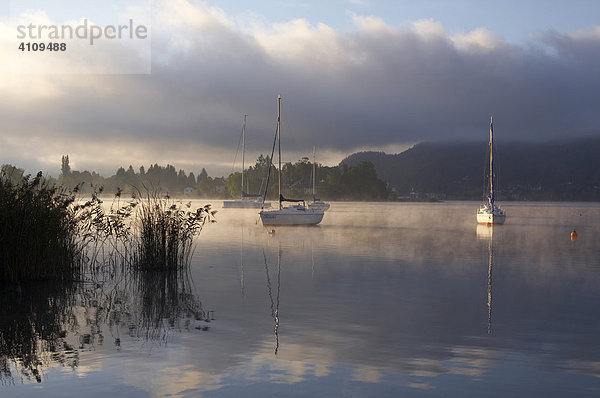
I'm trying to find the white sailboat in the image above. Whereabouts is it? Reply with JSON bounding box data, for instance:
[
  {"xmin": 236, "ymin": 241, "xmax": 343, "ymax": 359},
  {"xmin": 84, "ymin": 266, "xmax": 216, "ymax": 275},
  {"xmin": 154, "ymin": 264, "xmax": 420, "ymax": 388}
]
[
  {"xmin": 308, "ymin": 146, "xmax": 330, "ymax": 211},
  {"xmin": 224, "ymin": 115, "xmax": 271, "ymax": 209},
  {"xmin": 477, "ymin": 116, "xmax": 506, "ymax": 224},
  {"xmin": 259, "ymin": 96, "xmax": 324, "ymax": 226}
]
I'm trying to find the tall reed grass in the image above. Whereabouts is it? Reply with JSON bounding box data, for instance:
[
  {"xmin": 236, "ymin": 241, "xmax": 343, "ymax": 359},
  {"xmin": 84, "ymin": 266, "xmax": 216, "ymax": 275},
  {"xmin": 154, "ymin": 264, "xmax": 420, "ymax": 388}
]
[
  {"xmin": 0, "ymin": 171, "xmax": 215, "ymax": 281},
  {"xmin": 131, "ymin": 191, "xmax": 215, "ymax": 270},
  {"xmin": 0, "ymin": 172, "xmax": 84, "ymax": 282},
  {"xmin": 0, "ymin": 175, "xmax": 215, "ymax": 382}
]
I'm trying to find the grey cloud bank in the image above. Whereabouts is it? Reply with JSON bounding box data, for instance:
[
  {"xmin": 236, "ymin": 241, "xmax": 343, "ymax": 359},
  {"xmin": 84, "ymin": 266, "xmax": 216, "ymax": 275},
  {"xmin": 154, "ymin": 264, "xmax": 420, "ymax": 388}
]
[{"xmin": 1, "ymin": 2, "xmax": 599, "ymax": 176}]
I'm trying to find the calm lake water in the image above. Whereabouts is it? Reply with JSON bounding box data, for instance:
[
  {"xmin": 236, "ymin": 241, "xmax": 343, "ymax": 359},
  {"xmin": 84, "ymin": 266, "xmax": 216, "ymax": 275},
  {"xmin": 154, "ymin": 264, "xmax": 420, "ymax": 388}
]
[{"xmin": 1, "ymin": 201, "xmax": 600, "ymax": 397}]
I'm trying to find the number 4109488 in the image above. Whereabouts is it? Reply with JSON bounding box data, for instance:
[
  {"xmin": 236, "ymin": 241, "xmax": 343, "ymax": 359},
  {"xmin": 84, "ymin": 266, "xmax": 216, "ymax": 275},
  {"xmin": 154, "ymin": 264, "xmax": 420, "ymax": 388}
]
[{"xmin": 18, "ymin": 42, "xmax": 67, "ymax": 51}]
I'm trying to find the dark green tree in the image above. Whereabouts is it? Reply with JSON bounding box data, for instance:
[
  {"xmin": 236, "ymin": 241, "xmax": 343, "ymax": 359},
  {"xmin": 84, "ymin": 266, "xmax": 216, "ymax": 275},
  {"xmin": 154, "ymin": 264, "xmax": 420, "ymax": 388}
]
[
  {"xmin": 61, "ymin": 155, "xmax": 71, "ymax": 176},
  {"xmin": 1, "ymin": 164, "xmax": 25, "ymax": 184},
  {"xmin": 198, "ymin": 168, "xmax": 208, "ymax": 181}
]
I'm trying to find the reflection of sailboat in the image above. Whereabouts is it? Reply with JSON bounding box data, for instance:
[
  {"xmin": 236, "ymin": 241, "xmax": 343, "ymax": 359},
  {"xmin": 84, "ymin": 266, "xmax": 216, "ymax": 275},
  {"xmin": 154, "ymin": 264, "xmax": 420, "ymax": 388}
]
[
  {"xmin": 477, "ymin": 116, "xmax": 506, "ymax": 224},
  {"xmin": 476, "ymin": 224, "xmax": 495, "ymax": 240},
  {"xmin": 263, "ymin": 246, "xmax": 281, "ymax": 354},
  {"xmin": 477, "ymin": 224, "xmax": 495, "ymax": 334},
  {"xmin": 311, "ymin": 240, "xmax": 315, "ymax": 280},
  {"xmin": 308, "ymin": 146, "xmax": 330, "ymax": 211},
  {"xmin": 240, "ymin": 226, "xmax": 245, "ymax": 297},
  {"xmin": 259, "ymin": 96, "xmax": 324, "ymax": 225},
  {"xmin": 487, "ymin": 231, "xmax": 494, "ymax": 335},
  {"xmin": 224, "ymin": 115, "xmax": 271, "ymax": 209}
]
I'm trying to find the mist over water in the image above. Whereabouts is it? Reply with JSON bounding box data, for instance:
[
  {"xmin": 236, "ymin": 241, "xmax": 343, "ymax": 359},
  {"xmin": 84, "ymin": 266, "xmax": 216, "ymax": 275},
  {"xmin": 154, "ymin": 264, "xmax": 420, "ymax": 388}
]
[{"xmin": 1, "ymin": 201, "xmax": 599, "ymax": 396}]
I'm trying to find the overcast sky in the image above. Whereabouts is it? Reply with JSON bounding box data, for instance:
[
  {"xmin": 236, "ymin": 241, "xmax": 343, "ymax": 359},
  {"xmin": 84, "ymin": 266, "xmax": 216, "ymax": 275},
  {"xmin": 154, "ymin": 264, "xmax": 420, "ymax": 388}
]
[{"xmin": 1, "ymin": 0, "xmax": 599, "ymax": 177}]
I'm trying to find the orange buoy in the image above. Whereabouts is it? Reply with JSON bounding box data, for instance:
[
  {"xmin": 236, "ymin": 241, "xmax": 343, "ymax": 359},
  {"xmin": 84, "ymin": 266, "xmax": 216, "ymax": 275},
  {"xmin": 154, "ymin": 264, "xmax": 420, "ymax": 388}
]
[{"xmin": 571, "ymin": 230, "xmax": 578, "ymax": 241}]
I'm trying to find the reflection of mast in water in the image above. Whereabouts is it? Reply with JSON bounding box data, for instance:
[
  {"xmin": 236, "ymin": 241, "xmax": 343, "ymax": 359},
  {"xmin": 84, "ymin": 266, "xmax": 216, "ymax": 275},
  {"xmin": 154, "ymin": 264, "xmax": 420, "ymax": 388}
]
[
  {"xmin": 478, "ymin": 224, "xmax": 495, "ymax": 334},
  {"xmin": 487, "ymin": 235, "xmax": 493, "ymax": 335},
  {"xmin": 263, "ymin": 245, "xmax": 281, "ymax": 354},
  {"xmin": 311, "ymin": 240, "xmax": 315, "ymax": 280},
  {"xmin": 240, "ymin": 226, "xmax": 245, "ymax": 297},
  {"xmin": 275, "ymin": 246, "xmax": 281, "ymax": 354}
]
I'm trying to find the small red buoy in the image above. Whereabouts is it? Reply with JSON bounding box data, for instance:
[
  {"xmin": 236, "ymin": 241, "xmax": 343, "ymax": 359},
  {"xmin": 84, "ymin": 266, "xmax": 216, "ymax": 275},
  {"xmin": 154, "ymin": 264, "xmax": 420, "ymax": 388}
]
[{"xmin": 571, "ymin": 230, "xmax": 578, "ymax": 241}]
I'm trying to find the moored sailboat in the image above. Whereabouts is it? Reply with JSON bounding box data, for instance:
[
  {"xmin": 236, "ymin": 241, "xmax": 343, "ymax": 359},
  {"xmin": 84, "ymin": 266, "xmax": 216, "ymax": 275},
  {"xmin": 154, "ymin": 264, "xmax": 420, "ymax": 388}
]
[
  {"xmin": 308, "ymin": 146, "xmax": 330, "ymax": 211},
  {"xmin": 224, "ymin": 115, "xmax": 271, "ymax": 209},
  {"xmin": 259, "ymin": 96, "xmax": 324, "ymax": 226},
  {"xmin": 477, "ymin": 116, "xmax": 506, "ymax": 224}
]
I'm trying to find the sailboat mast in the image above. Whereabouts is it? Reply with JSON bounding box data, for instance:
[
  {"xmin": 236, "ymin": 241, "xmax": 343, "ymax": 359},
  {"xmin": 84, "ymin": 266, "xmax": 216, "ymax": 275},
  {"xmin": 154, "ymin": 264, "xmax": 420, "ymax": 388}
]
[
  {"xmin": 312, "ymin": 146, "xmax": 316, "ymax": 202},
  {"xmin": 241, "ymin": 114, "xmax": 247, "ymax": 198},
  {"xmin": 277, "ymin": 95, "xmax": 282, "ymax": 210},
  {"xmin": 489, "ymin": 116, "xmax": 494, "ymax": 203}
]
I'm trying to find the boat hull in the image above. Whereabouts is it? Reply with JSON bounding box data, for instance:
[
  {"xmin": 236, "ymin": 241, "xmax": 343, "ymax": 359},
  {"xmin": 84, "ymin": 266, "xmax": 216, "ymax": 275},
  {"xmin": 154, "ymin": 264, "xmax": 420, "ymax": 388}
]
[
  {"xmin": 260, "ymin": 207, "xmax": 324, "ymax": 225},
  {"xmin": 477, "ymin": 212, "xmax": 506, "ymax": 225},
  {"xmin": 223, "ymin": 199, "xmax": 271, "ymax": 209}
]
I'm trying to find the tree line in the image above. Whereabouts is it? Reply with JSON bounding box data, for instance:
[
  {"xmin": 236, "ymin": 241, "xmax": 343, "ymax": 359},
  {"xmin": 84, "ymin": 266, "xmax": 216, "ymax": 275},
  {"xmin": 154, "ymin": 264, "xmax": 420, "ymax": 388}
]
[
  {"xmin": 56, "ymin": 155, "xmax": 225, "ymax": 197},
  {"xmin": 2, "ymin": 154, "xmax": 391, "ymax": 200},
  {"xmin": 226, "ymin": 155, "xmax": 390, "ymax": 201}
]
